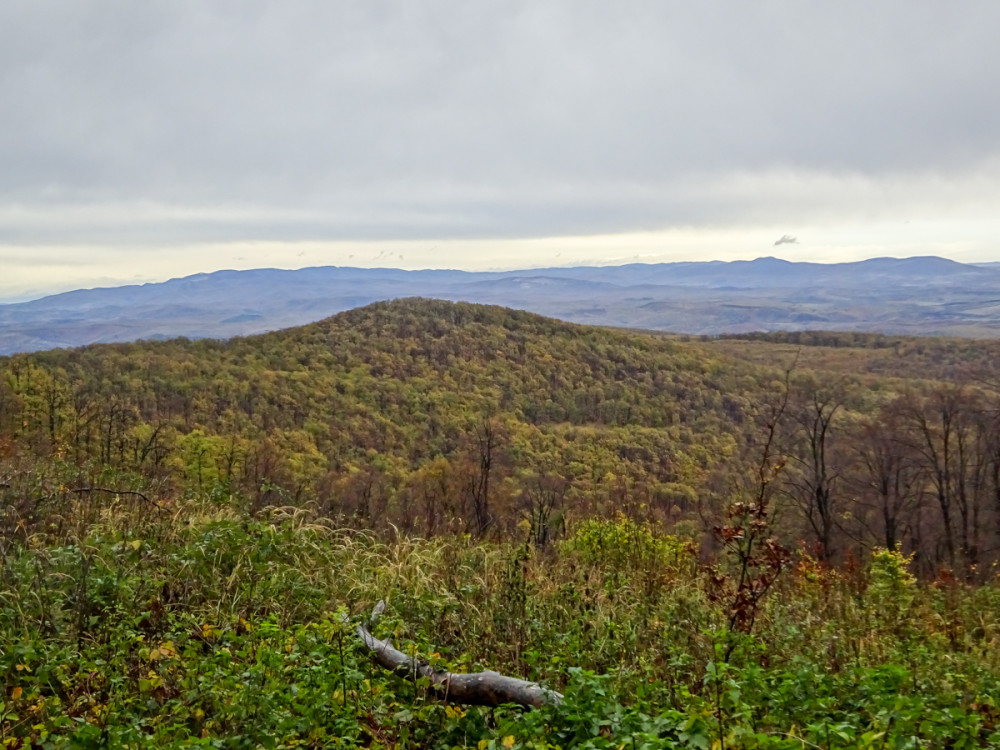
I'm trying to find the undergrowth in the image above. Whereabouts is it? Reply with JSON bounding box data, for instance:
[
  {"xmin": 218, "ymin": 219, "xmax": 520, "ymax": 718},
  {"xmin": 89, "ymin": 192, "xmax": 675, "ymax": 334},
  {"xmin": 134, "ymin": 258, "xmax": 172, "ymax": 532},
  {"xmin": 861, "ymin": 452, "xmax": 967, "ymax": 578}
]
[{"xmin": 2, "ymin": 493, "xmax": 999, "ymax": 748}]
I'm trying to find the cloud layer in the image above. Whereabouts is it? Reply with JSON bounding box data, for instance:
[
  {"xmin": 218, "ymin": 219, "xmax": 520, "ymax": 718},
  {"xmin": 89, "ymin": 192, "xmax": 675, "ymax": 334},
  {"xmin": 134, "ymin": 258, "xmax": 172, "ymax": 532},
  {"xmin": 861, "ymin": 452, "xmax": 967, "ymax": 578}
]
[{"xmin": 1, "ymin": 1, "xmax": 999, "ymax": 288}]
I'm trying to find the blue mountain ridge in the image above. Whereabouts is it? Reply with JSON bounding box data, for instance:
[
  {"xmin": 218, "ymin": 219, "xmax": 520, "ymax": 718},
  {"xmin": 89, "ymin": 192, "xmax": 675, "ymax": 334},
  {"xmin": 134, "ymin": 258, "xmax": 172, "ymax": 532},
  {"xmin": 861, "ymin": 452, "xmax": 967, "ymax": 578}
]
[{"xmin": 1, "ymin": 256, "xmax": 999, "ymax": 354}]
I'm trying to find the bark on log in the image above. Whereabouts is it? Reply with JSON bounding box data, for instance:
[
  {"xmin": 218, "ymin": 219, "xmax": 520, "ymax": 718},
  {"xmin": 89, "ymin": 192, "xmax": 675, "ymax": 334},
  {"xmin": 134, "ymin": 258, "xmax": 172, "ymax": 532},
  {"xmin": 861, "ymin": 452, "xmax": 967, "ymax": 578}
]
[{"xmin": 352, "ymin": 601, "xmax": 562, "ymax": 709}]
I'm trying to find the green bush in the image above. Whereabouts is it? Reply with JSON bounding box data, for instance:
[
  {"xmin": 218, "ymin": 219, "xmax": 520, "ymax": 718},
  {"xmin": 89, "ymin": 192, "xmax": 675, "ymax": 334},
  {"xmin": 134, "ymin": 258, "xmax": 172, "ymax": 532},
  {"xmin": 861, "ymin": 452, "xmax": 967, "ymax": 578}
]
[{"xmin": 561, "ymin": 513, "xmax": 691, "ymax": 571}]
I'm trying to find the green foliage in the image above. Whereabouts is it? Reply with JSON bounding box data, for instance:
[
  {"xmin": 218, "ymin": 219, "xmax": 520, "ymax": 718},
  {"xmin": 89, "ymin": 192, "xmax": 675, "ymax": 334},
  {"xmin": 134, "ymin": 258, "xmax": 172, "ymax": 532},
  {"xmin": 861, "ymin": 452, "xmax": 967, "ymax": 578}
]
[
  {"xmin": 0, "ymin": 299, "xmax": 765, "ymax": 534},
  {"xmin": 868, "ymin": 546, "xmax": 918, "ymax": 615},
  {"xmin": 4, "ymin": 299, "xmax": 1000, "ymax": 744},
  {"xmin": 3, "ymin": 297, "xmax": 998, "ymax": 574},
  {"xmin": 2, "ymin": 494, "xmax": 999, "ymax": 747},
  {"xmin": 562, "ymin": 513, "xmax": 691, "ymax": 572}
]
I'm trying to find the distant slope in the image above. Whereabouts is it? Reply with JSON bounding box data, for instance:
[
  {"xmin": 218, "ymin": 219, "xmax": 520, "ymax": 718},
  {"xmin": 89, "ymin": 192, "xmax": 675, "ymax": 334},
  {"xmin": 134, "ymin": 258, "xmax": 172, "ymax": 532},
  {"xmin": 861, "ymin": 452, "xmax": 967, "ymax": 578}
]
[
  {"xmin": 0, "ymin": 298, "xmax": 762, "ymax": 520},
  {"xmin": 3, "ymin": 256, "xmax": 1000, "ymax": 353}
]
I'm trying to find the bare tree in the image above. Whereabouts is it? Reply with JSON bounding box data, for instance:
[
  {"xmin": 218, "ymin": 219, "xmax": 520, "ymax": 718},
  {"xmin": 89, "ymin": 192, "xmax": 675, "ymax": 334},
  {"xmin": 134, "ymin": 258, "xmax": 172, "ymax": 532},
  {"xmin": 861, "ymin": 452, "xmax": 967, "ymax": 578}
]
[
  {"xmin": 853, "ymin": 409, "xmax": 924, "ymax": 552},
  {"xmin": 465, "ymin": 410, "xmax": 504, "ymax": 538},
  {"xmin": 783, "ymin": 378, "xmax": 843, "ymax": 563},
  {"xmin": 519, "ymin": 471, "xmax": 569, "ymax": 549},
  {"xmin": 898, "ymin": 386, "xmax": 988, "ymax": 576}
]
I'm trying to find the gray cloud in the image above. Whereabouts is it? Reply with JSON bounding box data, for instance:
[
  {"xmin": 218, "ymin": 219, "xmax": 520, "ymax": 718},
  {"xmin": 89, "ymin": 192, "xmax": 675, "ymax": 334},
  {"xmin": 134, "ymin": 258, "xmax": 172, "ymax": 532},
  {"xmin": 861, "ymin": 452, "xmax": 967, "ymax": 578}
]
[
  {"xmin": 774, "ymin": 235, "xmax": 798, "ymax": 246},
  {"xmin": 1, "ymin": 1, "xmax": 999, "ymax": 246}
]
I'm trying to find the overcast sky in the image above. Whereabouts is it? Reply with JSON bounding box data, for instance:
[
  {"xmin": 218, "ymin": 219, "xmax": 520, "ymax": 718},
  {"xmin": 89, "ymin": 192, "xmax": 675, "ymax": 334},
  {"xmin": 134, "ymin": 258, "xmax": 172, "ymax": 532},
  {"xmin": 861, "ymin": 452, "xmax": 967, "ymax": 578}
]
[{"xmin": 2, "ymin": 1, "xmax": 999, "ymax": 300}]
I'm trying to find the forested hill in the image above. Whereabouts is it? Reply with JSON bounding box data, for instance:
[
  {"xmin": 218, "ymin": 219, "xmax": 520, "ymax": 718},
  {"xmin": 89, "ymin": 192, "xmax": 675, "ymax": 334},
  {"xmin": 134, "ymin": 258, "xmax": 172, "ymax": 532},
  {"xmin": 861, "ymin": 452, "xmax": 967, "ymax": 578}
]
[
  {"xmin": 2, "ymin": 299, "xmax": 754, "ymax": 521},
  {"xmin": 3, "ymin": 297, "xmax": 1000, "ymax": 577}
]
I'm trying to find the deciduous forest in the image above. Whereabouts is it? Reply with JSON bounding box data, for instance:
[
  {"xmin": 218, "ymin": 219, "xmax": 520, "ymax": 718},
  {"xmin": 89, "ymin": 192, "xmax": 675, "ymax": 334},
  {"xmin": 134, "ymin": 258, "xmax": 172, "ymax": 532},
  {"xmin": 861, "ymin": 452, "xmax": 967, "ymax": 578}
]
[{"xmin": 3, "ymin": 299, "xmax": 1000, "ymax": 747}]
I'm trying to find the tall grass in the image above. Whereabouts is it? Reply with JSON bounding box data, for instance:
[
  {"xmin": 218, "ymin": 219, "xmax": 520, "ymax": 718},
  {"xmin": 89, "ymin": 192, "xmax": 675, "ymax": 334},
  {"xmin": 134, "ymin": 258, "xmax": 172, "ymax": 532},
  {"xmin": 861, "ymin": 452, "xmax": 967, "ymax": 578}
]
[{"xmin": 2, "ymin": 492, "xmax": 1000, "ymax": 747}]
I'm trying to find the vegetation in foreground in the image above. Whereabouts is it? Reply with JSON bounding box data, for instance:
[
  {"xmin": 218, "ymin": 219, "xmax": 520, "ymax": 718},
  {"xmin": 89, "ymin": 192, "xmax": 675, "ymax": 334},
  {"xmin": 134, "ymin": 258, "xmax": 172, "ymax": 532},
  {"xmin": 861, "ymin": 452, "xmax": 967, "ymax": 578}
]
[
  {"xmin": 4, "ymin": 300, "xmax": 1000, "ymax": 746},
  {"xmin": 2, "ymin": 491, "xmax": 1000, "ymax": 748}
]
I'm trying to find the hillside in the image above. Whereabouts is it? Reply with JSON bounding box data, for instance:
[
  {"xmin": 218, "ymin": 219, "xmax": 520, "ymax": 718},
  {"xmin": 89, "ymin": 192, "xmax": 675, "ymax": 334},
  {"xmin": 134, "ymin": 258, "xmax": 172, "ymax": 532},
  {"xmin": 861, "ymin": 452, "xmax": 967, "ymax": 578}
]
[
  {"xmin": 1, "ymin": 300, "xmax": 752, "ymax": 536},
  {"xmin": 4, "ymin": 299, "xmax": 1000, "ymax": 746},
  {"xmin": 4, "ymin": 255, "xmax": 1000, "ymax": 354},
  {"xmin": 3, "ymin": 297, "xmax": 1000, "ymax": 576}
]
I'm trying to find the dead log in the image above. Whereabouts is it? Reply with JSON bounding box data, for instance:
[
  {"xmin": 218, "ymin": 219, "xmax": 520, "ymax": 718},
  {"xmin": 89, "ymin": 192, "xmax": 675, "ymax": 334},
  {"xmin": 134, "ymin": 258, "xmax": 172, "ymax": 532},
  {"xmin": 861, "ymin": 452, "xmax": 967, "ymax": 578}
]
[{"xmin": 352, "ymin": 600, "xmax": 562, "ymax": 709}]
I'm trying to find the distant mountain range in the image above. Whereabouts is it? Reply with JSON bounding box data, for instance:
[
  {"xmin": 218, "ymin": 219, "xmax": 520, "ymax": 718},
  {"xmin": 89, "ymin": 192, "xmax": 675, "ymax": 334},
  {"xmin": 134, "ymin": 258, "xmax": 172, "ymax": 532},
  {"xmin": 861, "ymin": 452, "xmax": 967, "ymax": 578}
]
[{"xmin": 2, "ymin": 255, "xmax": 1000, "ymax": 354}]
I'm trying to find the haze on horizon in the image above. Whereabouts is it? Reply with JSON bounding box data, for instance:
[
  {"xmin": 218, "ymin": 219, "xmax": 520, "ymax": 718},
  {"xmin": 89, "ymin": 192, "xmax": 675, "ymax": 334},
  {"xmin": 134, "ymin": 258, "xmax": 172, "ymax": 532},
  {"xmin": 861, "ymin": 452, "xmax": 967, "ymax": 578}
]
[{"xmin": 2, "ymin": 2, "xmax": 999, "ymax": 302}]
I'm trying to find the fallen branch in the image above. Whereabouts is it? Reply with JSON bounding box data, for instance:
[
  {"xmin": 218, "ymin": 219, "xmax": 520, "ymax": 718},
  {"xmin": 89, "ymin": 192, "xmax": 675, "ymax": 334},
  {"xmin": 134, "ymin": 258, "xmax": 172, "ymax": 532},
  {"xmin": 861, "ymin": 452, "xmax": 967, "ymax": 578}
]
[{"xmin": 352, "ymin": 601, "xmax": 562, "ymax": 709}]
